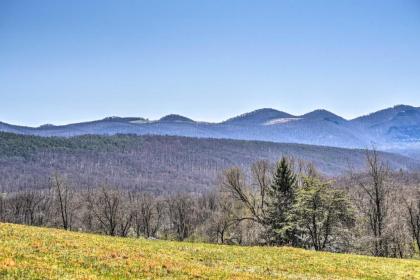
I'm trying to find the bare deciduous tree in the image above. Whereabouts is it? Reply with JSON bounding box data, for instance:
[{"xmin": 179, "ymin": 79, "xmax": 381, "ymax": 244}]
[
  {"xmin": 51, "ymin": 173, "xmax": 75, "ymax": 230},
  {"xmin": 86, "ymin": 187, "xmax": 133, "ymax": 237},
  {"xmin": 356, "ymin": 149, "xmax": 391, "ymax": 257},
  {"xmin": 0, "ymin": 193, "xmax": 5, "ymax": 222},
  {"xmin": 406, "ymin": 190, "xmax": 420, "ymax": 252},
  {"xmin": 221, "ymin": 167, "xmax": 265, "ymax": 225},
  {"xmin": 131, "ymin": 192, "xmax": 164, "ymax": 238},
  {"xmin": 251, "ymin": 160, "xmax": 271, "ymax": 216},
  {"xmin": 6, "ymin": 191, "xmax": 51, "ymax": 226},
  {"xmin": 167, "ymin": 194, "xmax": 196, "ymax": 241}
]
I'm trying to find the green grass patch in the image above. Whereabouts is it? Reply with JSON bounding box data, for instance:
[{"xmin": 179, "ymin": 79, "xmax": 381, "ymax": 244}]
[{"xmin": 0, "ymin": 223, "xmax": 419, "ymax": 279}]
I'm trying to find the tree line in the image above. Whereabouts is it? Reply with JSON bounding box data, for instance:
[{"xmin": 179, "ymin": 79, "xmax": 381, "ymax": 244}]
[{"xmin": 0, "ymin": 149, "xmax": 419, "ymax": 259}]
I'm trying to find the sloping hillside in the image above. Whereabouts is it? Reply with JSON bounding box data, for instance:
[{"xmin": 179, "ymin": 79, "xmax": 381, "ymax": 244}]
[
  {"xmin": 0, "ymin": 223, "xmax": 419, "ymax": 279},
  {"xmin": 353, "ymin": 105, "xmax": 420, "ymax": 147},
  {"xmin": 0, "ymin": 132, "xmax": 418, "ymax": 193}
]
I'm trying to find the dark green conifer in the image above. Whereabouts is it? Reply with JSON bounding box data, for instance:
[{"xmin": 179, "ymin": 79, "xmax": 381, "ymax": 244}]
[{"xmin": 264, "ymin": 157, "xmax": 299, "ymax": 246}]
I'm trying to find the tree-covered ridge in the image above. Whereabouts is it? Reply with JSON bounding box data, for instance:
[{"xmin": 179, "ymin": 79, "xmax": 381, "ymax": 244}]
[
  {"xmin": 0, "ymin": 132, "xmax": 144, "ymax": 158},
  {"xmin": 0, "ymin": 132, "xmax": 418, "ymax": 193}
]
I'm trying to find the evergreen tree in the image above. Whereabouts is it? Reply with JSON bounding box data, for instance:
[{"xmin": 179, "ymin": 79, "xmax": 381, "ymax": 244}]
[
  {"xmin": 292, "ymin": 176, "xmax": 355, "ymax": 251},
  {"xmin": 264, "ymin": 157, "xmax": 299, "ymax": 246}
]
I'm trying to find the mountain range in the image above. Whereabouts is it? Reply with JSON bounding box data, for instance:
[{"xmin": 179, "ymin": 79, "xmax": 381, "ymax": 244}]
[{"xmin": 1, "ymin": 105, "xmax": 420, "ymax": 155}]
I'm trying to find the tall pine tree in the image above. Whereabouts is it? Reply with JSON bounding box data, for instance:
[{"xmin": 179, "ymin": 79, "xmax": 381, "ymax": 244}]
[{"xmin": 264, "ymin": 157, "xmax": 299, "ymax": 246}]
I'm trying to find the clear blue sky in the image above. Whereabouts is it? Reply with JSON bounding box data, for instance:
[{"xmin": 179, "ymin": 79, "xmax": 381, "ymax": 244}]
[{"xmin": 1, "ymin": 0, "xmax": 420, "ymax": 126}]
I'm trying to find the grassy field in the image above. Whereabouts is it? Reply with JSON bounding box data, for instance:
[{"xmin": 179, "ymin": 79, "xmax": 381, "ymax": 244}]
[{"xmin": 0, "ymin": 223, "xmax": 419, "ymax": 279}]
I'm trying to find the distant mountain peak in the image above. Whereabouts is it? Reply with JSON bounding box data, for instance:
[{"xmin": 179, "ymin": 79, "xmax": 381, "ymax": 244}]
[
  {"xmin": 223, "ymin": 108, "xmax": 294, "ymax": 125},
  {"xmin": 101, "ymin": 116, "xmax": 146, "ymax": 122},
  {"xmin": 353, "ymin": 105, "xmax": 419, "ymax": 124},
  {"xmin": 101, "ymin": 116, "xmax": 145, "ymax": 122},
  {"xmin": 102, "ymin": 116, "xmax": 121, "ymax": 120},
  {"xmin": 250, "ymin": 108, "xmax": 284, "ymax": 114},
  {"xmin": 393, "ymin": 104, "xmax": 415, "ymax": 110},
  {"xmin": 159, "ymin": 114, "xmax": 194, "ymax": 123},
  {"xmin": 301, "ymin": 109, "xmax": 345, "ymax": 121}
]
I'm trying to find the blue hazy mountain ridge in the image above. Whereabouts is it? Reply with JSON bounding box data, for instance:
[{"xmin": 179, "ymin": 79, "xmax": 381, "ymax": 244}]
[
  {"xmin": 159, "ymin": 114, "xmax": 195, "ymax": 123},
  {"xmin": 352, "ymin": 105, "xmax": 420, "ymax": 150},
  {"xmin": 1, "ymin": 105, "xmax": 419, "ymax": 153},
  {"xmin": 222, "ymin": 108, "xmax": 294, "ymax": 125}
]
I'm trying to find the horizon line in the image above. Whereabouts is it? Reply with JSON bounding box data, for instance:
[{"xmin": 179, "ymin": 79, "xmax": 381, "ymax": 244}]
[{"xmin": 1, "ymin": 104, "xmax": 418, "ymax": 128}]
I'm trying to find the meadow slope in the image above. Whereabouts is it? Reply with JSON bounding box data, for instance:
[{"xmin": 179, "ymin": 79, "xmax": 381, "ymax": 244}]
[{"xmin": 0, "ymin": 223, "xmax": 419, "ymax": 279}]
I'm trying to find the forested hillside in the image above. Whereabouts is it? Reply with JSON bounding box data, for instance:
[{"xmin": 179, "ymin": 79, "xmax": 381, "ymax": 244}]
[{"xmin": 0, "ymin": 132, "xmax": 418, "ymax": 193}]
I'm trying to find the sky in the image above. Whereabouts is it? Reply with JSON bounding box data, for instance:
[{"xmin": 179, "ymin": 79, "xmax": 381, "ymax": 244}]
[{"xmin": 1, "ymin": 0, "xmax": 420, "ymax": 126}]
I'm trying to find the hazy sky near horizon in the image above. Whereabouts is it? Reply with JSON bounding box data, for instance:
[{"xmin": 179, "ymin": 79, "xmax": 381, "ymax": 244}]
[{"xmin": 1, "ymin": 0, "xmax": 420, "ymax": 126}]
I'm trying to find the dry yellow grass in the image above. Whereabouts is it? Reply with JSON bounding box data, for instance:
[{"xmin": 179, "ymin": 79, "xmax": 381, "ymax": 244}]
[{"xmin": 0, "ymin": 223, "xmax": 419, "ymax": 279}]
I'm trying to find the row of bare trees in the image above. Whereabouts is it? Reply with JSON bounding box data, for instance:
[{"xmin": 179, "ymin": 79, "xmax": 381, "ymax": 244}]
[
  {"xmin": 0, "ymin": 177, "xmax": 222, "ymax": 241},
  {"xmin": 348, "ymin": 150, "xmax": 420, "ymax": 257},
  {"xmin": 0, "ymin": 150, "xmax": 419, "ymax": 258}
]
